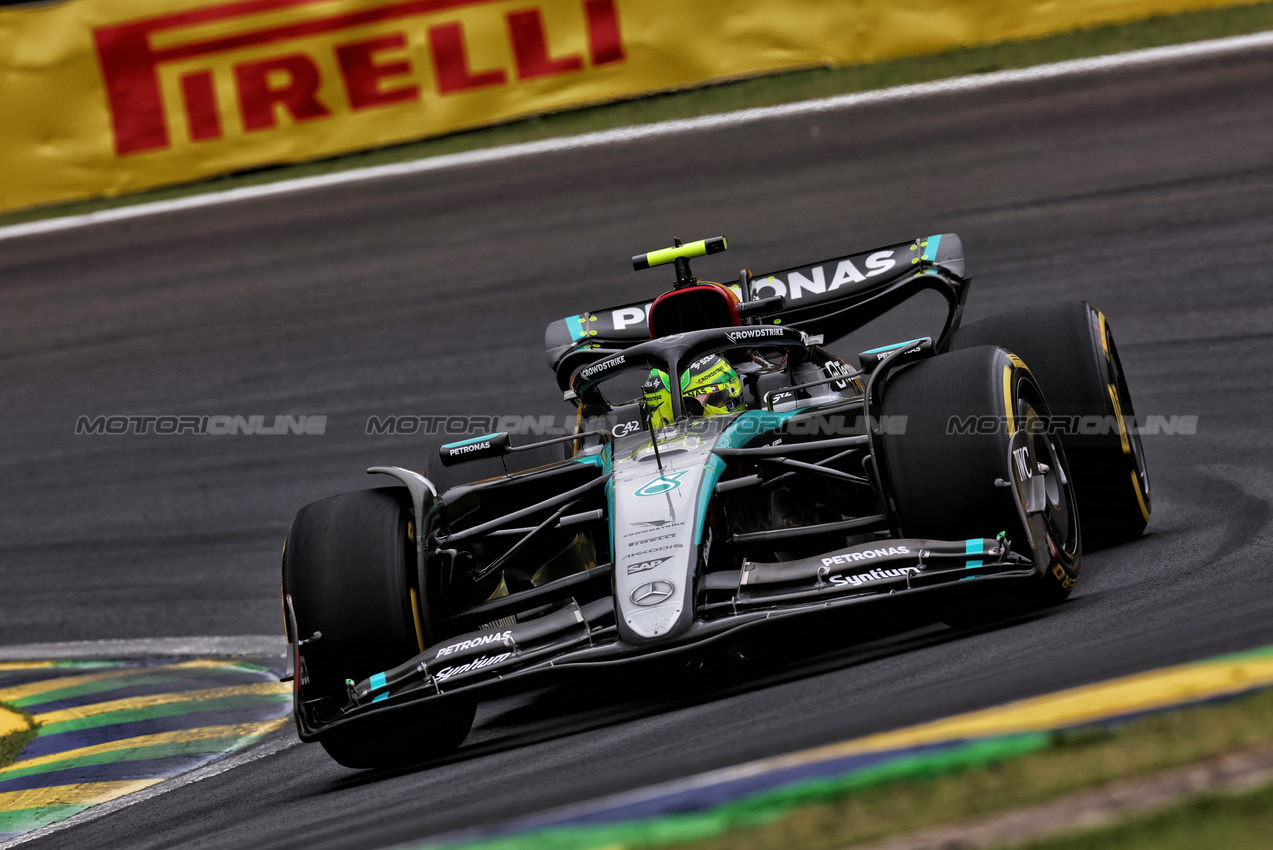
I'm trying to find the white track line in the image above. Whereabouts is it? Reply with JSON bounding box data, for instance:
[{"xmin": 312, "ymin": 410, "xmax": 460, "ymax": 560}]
[
  {"xmin": 3, "ymin": 29, "xmax": 1273, "ymax": 244},
  {"xmin": 0, "ymin": 635, "xmax": 286, "ymax": 661},
  {"xmin": 0, "ymin": 730, "xmax": 300, "ymax": 849}
]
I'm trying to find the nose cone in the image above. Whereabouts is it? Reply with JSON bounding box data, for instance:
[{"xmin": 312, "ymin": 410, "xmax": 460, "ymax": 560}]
[
  {"xmin": 609, "ymin": 416, "xmax": 743, "ymax": 646},
  {"xmin": 610, "ymin": 445, "xmax": 708, "ymax": 645},
  {"xmin": 624, "ymin": 579, "xmax": 683, "ymax": 641}
]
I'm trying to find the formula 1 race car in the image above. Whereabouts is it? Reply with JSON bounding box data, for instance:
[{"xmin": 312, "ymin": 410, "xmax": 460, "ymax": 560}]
[{"xmin": 282, "ymin": 234, "xmax": 1152, "ymax": 768}]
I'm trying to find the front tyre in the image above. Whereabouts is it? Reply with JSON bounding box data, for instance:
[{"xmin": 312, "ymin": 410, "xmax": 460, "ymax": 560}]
[
  {"xmin": 879, "ymin": 346, "xmax": 1081, "ymax": 616},
  {"xmin": 282, "ymin": 487, "xmax": 475, "ymax": 769}
]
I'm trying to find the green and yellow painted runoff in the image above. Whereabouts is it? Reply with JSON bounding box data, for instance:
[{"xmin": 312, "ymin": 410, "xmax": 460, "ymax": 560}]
[
  {"xmin": 0, "ymin": 660, "xmax": 290, "ymax": 841},
  {"xmin": 429, "ymin": 645, "xmax": 1273, "ymax": 850},
  {"xmin": 778, "ymin": 643, "xmax": 1273, "ymax": 768},
  {"xmin": 7, "ymin": 647, "xmax": 1273, "ymax": 845},
  {"xmin": 0, "ymin": 702, "xmax": 37, "ymax": 777},
  {"xmin": 0, "ymin": 706, "xmax": 27, "ymax": 741}
]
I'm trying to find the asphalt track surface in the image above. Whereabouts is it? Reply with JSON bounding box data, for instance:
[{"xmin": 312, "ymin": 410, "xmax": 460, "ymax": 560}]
[{"xmin": 3, "ymin": 41, "xmax": 1273, "ymax": 850}]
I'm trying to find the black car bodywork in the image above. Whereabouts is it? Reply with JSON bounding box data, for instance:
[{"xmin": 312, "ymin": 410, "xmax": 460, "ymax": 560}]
[{"xmin": 284, "ymin": 233, "xmax": 1145, "ymax": 756}]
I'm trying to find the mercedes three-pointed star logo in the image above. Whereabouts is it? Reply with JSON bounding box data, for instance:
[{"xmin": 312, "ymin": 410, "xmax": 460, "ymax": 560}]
[{"xmin": 630, "ymin": 580, "xmax": 675, "ymax": 607}]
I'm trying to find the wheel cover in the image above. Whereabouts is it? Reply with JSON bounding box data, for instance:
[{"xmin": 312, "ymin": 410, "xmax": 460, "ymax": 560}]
[{"xmin": 1007, "ymin": 380, "xmax": 1081, "ymax": 584}]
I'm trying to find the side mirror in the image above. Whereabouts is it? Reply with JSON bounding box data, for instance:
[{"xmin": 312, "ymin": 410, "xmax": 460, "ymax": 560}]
[
  {"xmin": 858, "ymin": 338, "xmax": 934, "ymax": 372},
  {"xmin": 438, "ymin": 432, "xmax": 510, "ymax": 466}
]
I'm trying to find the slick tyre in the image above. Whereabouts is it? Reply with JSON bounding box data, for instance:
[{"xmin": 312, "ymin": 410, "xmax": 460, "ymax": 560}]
[
  {"xmin": 879, "ymin": 346, "xmax": 1081, "ymax": 621},
  {"xmin": 282, "ymin": 487, "xmax": 475, "ymax": 768},
  {"xmin": 950, "ymin": 302, "xmax": 1150, "ymax": 549}
]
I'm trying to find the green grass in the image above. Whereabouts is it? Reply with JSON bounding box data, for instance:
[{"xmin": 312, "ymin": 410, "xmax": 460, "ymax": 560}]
[
  {"xmin": 1014, "ymin": 783, "xmax": 1273, "ymax": 850},
  {"xmin": 5, "ymin": 0, "xmax": 1273, "ymax": 227},
  {"xmin": 642, "ymin": 688, "xmax": 1273, "ymax": 850},
  {"xmin": 0, "ymin": 702, "xmax": 37, "ymax": 770}
]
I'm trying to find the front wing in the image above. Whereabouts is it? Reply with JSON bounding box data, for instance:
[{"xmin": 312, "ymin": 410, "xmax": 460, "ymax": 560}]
[{"xmin": 294, "ymin": 535, "xmax": 1037, "ymax": 742}]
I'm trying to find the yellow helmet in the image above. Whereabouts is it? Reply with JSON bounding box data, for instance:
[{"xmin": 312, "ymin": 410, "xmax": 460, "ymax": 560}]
[
  {"xmin": 641, "ymin": 355, "xmax": 745, "ymax": 428},
  {"xmin": 642, "ymin": 369, "xmax": 675, "ymax": 428},
  {"xmin": 680, "ymin": 354, "xmax": 745, "ymax": 418}
]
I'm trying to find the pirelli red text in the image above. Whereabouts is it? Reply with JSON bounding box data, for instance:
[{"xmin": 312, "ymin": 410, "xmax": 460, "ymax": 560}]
[{"xmin": 95, "ymin": 0, "xmax": 625, "ymax": 155}]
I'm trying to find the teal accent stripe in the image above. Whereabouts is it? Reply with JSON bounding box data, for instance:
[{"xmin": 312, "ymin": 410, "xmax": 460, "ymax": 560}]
[
  {"xmin": 921, "ymin": 234, "xmax": 942, "ymax": 262},
  {"xmin": 964, "ymin": 537, "xmax": 984, "ymax": 571},
  {"xmin": 695, "ymin": 455, "xmax": 726, "ymax": 544},
  {"xmin": 861, "ymin": 338, "xmax": 924, "ymax": 356},
  {"xmin": 566, "ymin": 315, "xmax": 588, "ymax": 341},
  {"xmin": 715, "ymin": 410, "xmax": 798, "ymax": 451},
  {"xmin": 441, "ymin": 433, "xmax": 500, "ymax": 450},
  {"xmin": 372, "ymin": 693, "xmax": 388, "ymax": 703},
  {"xmin": 369, "ymin": 672, "xmax": 387, "ymax": 692},
  {"xmin": 595, "ymin": 443, "xmax": 614, "ymax": 564},
  {"xmin": 573, "ymin": 451, "xmax": 607, "ymax": 469},
  {"xmin": 695, "ymin": 410, "xmax": 797, "ymax": 544}
]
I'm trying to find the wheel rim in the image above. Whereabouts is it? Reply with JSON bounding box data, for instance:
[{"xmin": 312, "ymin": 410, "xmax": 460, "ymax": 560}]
[{"xmin": 1016, "ymin": 389, "xmax": 1079, "ymax": 559}]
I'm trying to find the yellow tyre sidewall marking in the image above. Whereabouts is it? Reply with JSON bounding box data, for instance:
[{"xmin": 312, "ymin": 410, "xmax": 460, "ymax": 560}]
[
  {"xmin": 409, "ymin": 586, "xmax": 426, "ymax": 653},
  {"xmin": 1108, "ymin": 383, "xmax": 1132, "ymax": 454},
  {"xmin": 1002, "ymin": 364, "xmax": 1015, "ymax": 434},
  {"xmin": 1132, "ymin": 469, "xmax": 1152, "ymax": 523},
  {"xmin": 1099, "ymin": 311, "xmax": 1148, "ymax": 512}
]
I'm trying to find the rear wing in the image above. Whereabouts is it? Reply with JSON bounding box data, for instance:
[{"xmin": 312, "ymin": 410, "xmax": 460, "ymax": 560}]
[{"xmin": 546, "ymin": 234, "xmax": 968, "ymax": 388}]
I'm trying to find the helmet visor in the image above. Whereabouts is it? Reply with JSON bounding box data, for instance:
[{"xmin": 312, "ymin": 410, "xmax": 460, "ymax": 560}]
[{"xmin": 683, "ymin": 383, "xmax": 741, "ymax": 416}]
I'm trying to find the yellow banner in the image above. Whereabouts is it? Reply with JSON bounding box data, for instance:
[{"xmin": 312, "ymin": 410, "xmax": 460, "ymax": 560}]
[{"xmin": 0, "ymin": 0, "xmax": 1254, "ymax": 213}]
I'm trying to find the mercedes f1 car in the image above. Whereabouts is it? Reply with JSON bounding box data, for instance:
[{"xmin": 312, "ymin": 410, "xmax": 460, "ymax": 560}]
[{"xmin": 281, "ymin": 234, "xmax": 1152, "ymax": 768}]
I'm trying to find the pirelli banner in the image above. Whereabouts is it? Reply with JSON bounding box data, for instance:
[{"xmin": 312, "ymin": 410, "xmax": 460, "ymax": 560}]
[{"xmin": 0, "ymin": 0, "xmax": 1251, "ymax": 213}]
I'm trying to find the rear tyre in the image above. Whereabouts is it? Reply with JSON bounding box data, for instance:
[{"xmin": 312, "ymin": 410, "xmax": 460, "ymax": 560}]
[
  {"xmin": 879, "ymin": 346, "xmax": 1081, "ymax": 623},
  {"xmin": 282, "ymin": 487, "xmax": 475, "ymax": 769},
  {"xmin": 950, "ymin": 302, "xmax": 1150, "ymax": 549}
]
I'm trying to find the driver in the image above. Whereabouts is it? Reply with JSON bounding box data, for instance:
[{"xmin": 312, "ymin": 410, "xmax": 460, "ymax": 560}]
[{"xmin": 641, "ymin": 354, "xmax": 745, "ymax": 428}]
